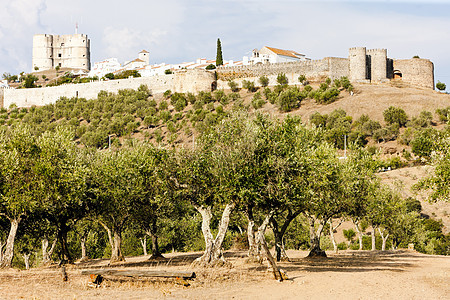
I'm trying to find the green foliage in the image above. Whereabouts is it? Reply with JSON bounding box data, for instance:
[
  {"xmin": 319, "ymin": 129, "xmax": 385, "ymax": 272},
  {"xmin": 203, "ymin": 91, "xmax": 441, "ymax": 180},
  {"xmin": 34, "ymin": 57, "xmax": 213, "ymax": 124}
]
[
  {"xmin": 276, "ymin": 86, "xmax": 305, "ymax": 112},
  {"xmin": 216, "ymin": 38, "xmax": 223, "ymax": 66},
  {"xmin": 242, "ymin": 80, "xmax": 257, "ymax": 92},
  {"xmin": 205, "ymin": 64, "xmax": 216, "ymax": 70},
  {"xmin": 383, "ymin": 106, "xmax": 408, "ymax": 127},
  {"xmin": 436, "ymin": 107, "xmax": 450, "ymax": 123},
  {"xmin": 411, "ymin": 128, "xmax": 439, "ymax": 158},
  {"xmin": 298, "ymin": 74, "xmax": 306, "ymax": 84},
  {"xmin": 251, "ymin": 92, "xmax": 266, "ymax": 109},
  {"xmin": 259, "ymin": 75, "xmax": 269, "ymax": 87},
  {"xmin": 23, "ymin": 74, "xmax": 39, "ymax": 88},
  {"xmin": 227, "ymin": 80, "xmax": 239, "ymax": 92},
  {"xmin": 408, "ymin": 111, "xmax": 433, "ymax": 128},
  {"xmin": 436, "ymin": 81, "xmax": 446, "ymax": 91},
  {"xmin": 276, "ymin": 73, "xmax": 288, "ymax": 86},
  {"xmin": 165, "ymin": 69, "xmax": 173, "ymax": 75},
  {"xmin": 114, "ymin": 70, "xmax": 141, "ymax": 79}
]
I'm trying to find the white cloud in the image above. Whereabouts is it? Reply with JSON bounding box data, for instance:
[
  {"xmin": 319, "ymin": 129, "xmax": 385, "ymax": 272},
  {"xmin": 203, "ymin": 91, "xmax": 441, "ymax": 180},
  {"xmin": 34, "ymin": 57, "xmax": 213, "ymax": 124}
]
[
  {"xmin": 0, "ymin": 0, "xmax": 47, "ymax": 73},
  {"xmin": 102, "ymin": 27, "xmax": 168, "ymax": 63}
]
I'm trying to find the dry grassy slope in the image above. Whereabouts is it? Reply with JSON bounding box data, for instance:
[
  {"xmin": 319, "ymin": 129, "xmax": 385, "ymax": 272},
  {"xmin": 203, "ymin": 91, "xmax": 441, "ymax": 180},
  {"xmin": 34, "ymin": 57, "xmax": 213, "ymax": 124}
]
[
  {"xmin": 278, "ymin": 83, "xmax": 450, "ymax": 123},
  {"xmin": 378, "ymin": 166, "xmax": 450, "ymax": 234}
]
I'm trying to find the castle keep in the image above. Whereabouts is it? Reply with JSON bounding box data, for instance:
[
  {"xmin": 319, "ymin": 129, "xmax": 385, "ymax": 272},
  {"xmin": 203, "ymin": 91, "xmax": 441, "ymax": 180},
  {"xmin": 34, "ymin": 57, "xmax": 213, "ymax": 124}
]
[{"xmin": 32, "ymin": 34, "xmax": 91, "ymax": 71}]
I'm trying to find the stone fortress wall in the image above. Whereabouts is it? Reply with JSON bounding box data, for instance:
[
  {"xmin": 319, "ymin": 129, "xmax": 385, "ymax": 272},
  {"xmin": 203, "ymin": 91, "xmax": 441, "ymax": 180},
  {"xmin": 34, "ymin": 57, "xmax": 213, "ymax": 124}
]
[
  {"xmin": 217, "ymin": 47, "xmax": 434, "ymax": 90},
  {"xmin": 1, "ymin": 70, "xmax": 214, "ymax": 108},
  {"xmin": 1, "ymin": 47, "xmax": 435, "ymax": 108}
]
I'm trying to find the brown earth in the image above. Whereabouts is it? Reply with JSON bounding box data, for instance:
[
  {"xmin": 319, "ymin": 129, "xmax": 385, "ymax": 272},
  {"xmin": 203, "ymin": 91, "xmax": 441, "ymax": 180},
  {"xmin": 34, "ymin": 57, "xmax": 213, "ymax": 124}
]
[{"xmin": 0, "ymin": 250, "xmax": 448, "ymax": 300}]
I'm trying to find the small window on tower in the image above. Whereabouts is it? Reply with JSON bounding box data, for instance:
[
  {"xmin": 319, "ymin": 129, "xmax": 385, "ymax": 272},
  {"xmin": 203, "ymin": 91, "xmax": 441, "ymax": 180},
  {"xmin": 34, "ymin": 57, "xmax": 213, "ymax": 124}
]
[
  {"xmin": 61, "ymin": 43, "xmax": 64, "ymax": 46},
  {"xmin": 58, "ymin": 53, "xmax": 62, "ymax": 58},
  {"xmin": 83, "ymin": 55, "xmax": 85, "ymax": 57}
]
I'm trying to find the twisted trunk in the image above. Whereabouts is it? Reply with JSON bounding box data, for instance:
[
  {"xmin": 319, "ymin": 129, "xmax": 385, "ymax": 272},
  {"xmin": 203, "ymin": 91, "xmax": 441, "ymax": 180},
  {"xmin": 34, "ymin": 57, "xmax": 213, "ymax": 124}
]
[
  {"xmin": 329, "ymin": 218, "xmax": 344, "ymax": 254},
  {"xmin": 257, "ymin": 213, "xmax": 283, "ymax": 281},
  {"xmin": 307, "ymin": 215, "xmax": 327, "ymax": 258},
  {"xmin": 0, "ymin": 217, "xmax": 21, "ymax": 268},
  {"xmin": 80, "ymin": 237, "xmax": 88, "ymax": 261},
  {"xmin": 147, "ymin": 219, "xmax": 163, "ymax": 259},
  {"xmin": 270, "ymin": 210, "xmax": 299, "ymax": 262},
  {"xmin": 194, "ymin": 203, "xmax": 234, "ymax": 266},
  {"xmin": 100, "ymin": 222, "xmax": 125, "ymax": 263},
  {"xmin": 140, "ymin": 238, "xmax": 148, "ymax": 256},
  {"xmin": 378, "ymin": 228, "xmax": 389, "ymax": 251},
  {"xmin": 371, "ymin": 225, "xmax": 377, "ymax": 251},
  {"xmin": 22, "ymin": 253, "xmax": 31, "ymax": 270},
  {"xmin": 246, "ymin": 207, "xmax": 258, "ymax": 258},
  {"xmin": 57, "ymin": 225, "xmax": 73, "ymax": 263},
  {"xmin": 42, "ymin": 236, "xmax": 58, "ymax": 265},
  {"xmin": 353, "ymin": 218, "xmax": 363, "ymax": 250}
]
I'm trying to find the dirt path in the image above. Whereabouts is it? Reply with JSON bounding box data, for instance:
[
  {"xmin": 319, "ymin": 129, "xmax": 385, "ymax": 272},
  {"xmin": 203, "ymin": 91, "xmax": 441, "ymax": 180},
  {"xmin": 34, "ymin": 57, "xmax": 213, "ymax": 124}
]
[{"xmin": 0, "ymin": 250, "xmax": 448, "ymax": 299}]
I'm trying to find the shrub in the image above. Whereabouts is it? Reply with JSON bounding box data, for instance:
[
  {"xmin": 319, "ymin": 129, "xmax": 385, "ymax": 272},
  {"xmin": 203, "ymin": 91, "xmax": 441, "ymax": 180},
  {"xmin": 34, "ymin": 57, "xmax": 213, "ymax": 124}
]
[
  {"xmin": 251, "ymin": 92, "xmax": 266, "ymax": 109},
  {"xmin": 159, "ymin": 100, "xmax": 169, "ymax": 110},
  {"xmin": 408, "ymin": 111, "xmax": 432, "ymax": 128},
  {"xmin": 276, "ymin": 73, "xmax": 289, "ymax": 86},
  {"xmin": 436, "ymin": 81, "xmax": 446, "ymax": 91},
  {"xmin": 205, "ymin": 64, "xmax": 216, "ymax": 70},
  {"xmin": 259, "ymin": 75, "xmax": 269, "ymax": 87},
  {"xmin": 242, "ymin": 80, "xmax": 257, "ymax": 92},
  {"xmin": 165, "ymin": 69, "xmax": 173, "ymax": 75},
  {"xmin": 104, "ymin": 73, "xmax": 115, "ymax": 80},
  {"xmin": 314, "ymin": 87, "xmax": 340, "ymax": 104},
  {"xmin": 373, "ymin": 124, "xmax": 400, "ymax": 142},
  {"xmin": 383, "ymin": 106, "xmax": 408, "ymax": 127},
  {"xmin": 298, "ymin": 74, "xmax": 306, "ymax": 84},
  {"xmin": 163, "ymin": 90, "xmax": 172, "ymax": 98},
  {"xmin": 197, "ymin": 91, "xmax": 213, "ymax": 103},
  {"xmin": 228, "ymin": 80, "xmax": 239, "ymax": 92},
  {"xmin": 436, "ymin": 107, "xmax": 450, "ymax": 123},
  {"xmin": 310, "ymin": 112, "xmax": 327, "ymax": 128},
  {"xmin": 411, "ymin": 128, "xmax": 438, "ymax": 158},
  {"xmin": 213, "ymin": 90, "xmax": 227, "ymax": 104},
  {"xmin": 187, "ymin": 92, "xmax": 196, "ymax": 104},
  {"xmin": 337, "ymin": 242, "xmax": 348, "ymax": 250},
  {"xmin": 276, "ymin": 86, "xmax": 304, "ymax": 112}
]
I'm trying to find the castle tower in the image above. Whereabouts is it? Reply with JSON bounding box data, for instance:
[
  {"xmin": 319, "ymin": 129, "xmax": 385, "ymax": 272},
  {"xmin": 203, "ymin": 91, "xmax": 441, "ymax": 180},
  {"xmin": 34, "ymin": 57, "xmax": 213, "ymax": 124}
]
[
  {"xmin": 32, "ymin": 33, "xmax": 91, "ymax": 71},
  {"xmin": 367, "ymin": 48, "xmax": 387, "ymax": 83},
  {"xmin": 32, "ymin": 34, "xmax": 54, "ymax": 70},
  {"xmin": 349, "ymin": 47, "xmax": 367, "ymax": 82},
  {"xmin": 139, "ymin": 50, "xmax": 150, "ymax": 65}
]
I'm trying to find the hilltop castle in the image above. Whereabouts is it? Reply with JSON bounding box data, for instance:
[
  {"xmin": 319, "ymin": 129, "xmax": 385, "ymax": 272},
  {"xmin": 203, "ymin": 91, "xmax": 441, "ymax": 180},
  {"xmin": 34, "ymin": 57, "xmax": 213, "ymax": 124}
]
[
  {"xmin": 218, "ymin": 47, "xmax": 435, "ymax": 90},
  {"xmin": 32, "ymin": 33, "xmax": 91, "ymax": 71}
]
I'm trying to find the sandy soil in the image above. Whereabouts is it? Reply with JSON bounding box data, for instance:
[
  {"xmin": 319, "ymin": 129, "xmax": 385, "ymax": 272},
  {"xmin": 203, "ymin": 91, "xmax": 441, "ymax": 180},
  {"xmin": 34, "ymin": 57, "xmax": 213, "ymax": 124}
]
[{"xmin": 0, "ymin": 250, "xmax": 448, "ymax": 300}]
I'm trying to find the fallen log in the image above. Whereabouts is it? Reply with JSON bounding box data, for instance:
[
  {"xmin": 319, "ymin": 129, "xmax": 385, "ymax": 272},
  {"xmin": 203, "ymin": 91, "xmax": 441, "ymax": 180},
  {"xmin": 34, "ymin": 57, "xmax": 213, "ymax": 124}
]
[{"xmin": 80, "ymin": 269, "xmax": 196, "ymax": 280}]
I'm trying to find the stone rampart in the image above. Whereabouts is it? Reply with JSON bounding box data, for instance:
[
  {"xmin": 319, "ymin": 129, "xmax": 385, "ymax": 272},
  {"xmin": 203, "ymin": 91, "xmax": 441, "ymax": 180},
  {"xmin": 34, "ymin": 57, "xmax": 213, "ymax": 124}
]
[
  {"xmin": 217, "ymin": 58, "xmax": 350, "ymax": 84},
  {"xmin": 2, "ymin": 70, "xmax": 214, "ymax": 108},
  {"xmin": 393, "ymin": 58, "xmax": 434, "ymax": 89}
]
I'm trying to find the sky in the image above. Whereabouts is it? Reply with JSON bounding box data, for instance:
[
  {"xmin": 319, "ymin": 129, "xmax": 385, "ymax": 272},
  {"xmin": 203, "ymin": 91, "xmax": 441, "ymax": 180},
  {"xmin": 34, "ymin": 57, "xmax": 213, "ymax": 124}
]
[{"xmin": 0, "ymin": 0, "xmax": 449, "ymax": 84}]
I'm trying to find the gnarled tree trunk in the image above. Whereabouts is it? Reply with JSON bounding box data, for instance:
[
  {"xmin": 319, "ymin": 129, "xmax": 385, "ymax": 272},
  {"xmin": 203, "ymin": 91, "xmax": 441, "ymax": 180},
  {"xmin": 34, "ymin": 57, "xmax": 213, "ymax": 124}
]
[
  {"xmin": 257, "ymin": 213, "xmax": 283, "ymax": 281},
  {"xmin": 307, "ymin": 215, "xmax": 327, "ymax": 258},
  {"xmin": 80, "ymin": 237, "xmax": 88, "ymax": 262},
  {"xmin": 147, "ymin": 219, "xmax": 164, "ymax": 259},
  {"xmin": 22, "ymin": 253, "xmax": 31, "ymax": 270},
  {"xmin": 270, "ymin": 210, "xmax": 299, "ymax": 262},
  {"xmin": 353, "ymin": 218, "xmax": 363, "ymax": 250},
  {"xmin": 246, "ymin": 208, "xmax": 258, "ymax": 258},
  {"xmin": 371, "ymin": 225, "xmax": 377, "ymax": 251},
  {"xmin": 378, "ymin": 228, "xmax": 389, "ymax": 251},
  {"xmin": 329, "ymin": 218, "xmax": 344, "ymax": 254},
  {"xmin": 0, "ymin": 217, "xmax": 21, "ymax": 268},
  {"xmin": 42, "ymin": 236, "xmax": 58, "ymax": 265},
  {"xmin": 194, "ymin": 203, "xmax": 234, "ymax": 266},
  {"xmin": 57, "ymin": 226, "xmax": 73, "ymax": 263},
  {"xmin": 100, "ymin": 222, "xmax": 125, "ymax": 263},
  {"xmin": 140, "ymin": 238, "xmax": 148, "ymax": 256}
]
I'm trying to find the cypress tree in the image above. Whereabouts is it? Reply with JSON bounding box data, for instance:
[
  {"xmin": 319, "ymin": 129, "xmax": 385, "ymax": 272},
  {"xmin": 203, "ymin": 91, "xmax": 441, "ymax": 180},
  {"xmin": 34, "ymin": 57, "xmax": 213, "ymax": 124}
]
[{"xmin": 216, "ymin": 38, "xmax": 223, "ymax": 66}]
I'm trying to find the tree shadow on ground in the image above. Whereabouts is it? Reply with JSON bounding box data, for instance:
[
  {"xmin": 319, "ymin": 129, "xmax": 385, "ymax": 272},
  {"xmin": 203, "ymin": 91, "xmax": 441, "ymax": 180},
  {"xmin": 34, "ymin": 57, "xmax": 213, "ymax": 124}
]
[{"xmin": 275, "ymin": 250, "xmax": 418, "ymax": 273}]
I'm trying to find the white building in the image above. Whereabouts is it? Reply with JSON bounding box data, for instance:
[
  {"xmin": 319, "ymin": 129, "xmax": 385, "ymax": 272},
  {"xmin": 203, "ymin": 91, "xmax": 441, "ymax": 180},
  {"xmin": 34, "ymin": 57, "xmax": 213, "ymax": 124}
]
[
  {"xmin": 88, "ymin": 58, "xmax": 122, "ymax": 78},
  {"xmin": 243, "ymin": 46, "xmax": 309, "ymax": 65},
  {"xmin": 0, "ymin": 80, "xmax": 9, "ymax": 88}
]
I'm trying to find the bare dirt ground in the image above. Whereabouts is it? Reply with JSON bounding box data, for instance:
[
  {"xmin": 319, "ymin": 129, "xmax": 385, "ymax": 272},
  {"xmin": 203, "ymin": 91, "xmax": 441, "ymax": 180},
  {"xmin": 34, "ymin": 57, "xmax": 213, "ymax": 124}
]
[{"xmin": 0, "ymin": 249, "xmax": 448, "ymax": 300}]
